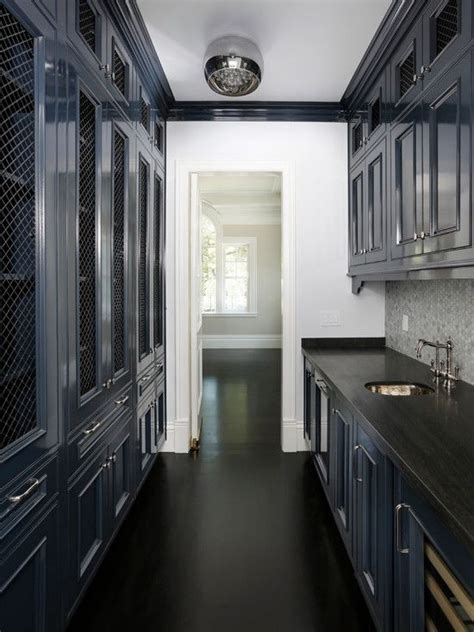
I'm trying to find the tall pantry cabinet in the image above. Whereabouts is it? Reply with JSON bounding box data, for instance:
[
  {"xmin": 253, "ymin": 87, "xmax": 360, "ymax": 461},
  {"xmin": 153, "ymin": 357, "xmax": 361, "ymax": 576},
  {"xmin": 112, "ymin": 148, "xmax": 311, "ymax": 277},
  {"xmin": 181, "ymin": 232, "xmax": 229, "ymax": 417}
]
[{"xmin": 0, "ymin": 1, "xmax": 167, "ymax": 630}]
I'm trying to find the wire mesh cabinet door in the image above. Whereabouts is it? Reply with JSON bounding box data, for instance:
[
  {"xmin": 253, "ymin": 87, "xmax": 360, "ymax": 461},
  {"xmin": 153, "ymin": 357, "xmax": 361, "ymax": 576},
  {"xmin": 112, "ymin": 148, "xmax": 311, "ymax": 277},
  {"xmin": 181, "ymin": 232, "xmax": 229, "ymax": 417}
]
[
  {"xmin": 135, "ymin": 140, "xmax": 155, "ymax": 377},
  {"xmin": 66, "ymin": 54, "xmax": 111, "ymax": 433},
  {"xmin": 0, "ymin": 3, "xmax": 59, "ymax": 483},
  {"xmin": 105, "ymin": 116, "xmax": 135, "ymax": 398}
]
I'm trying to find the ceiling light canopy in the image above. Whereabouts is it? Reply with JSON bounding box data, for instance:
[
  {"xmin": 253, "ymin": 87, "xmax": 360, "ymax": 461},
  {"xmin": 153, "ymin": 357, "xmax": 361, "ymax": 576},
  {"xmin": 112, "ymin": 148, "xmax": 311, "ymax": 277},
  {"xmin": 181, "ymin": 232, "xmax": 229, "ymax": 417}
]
[{"xmin": 204, "ymin": 36, "xmax": 263, "ymax": 97}]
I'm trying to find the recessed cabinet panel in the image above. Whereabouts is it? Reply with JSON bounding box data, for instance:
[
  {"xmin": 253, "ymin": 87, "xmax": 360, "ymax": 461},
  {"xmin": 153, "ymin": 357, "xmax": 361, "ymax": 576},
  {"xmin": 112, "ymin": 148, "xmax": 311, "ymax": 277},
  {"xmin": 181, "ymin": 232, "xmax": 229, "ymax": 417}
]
[
  {"xmin": 422, "ymin": 52, "xmax": 472, "ymax": 255},
  {"xmin": 68, "ymin": 449, "xmax": 108, "ymax": 609},
  {"xmin": 110, "ymin": 420, "xmax": 133, "ymax": 529},
  {"xmin": 349, "ymin": 166, "xmax": 366, "ymax": 266},
  {"xmin": 0, "ymin": 504, "xmax": 59, "ymax": 632},
  {"xmin": 354, "ymin": 425, "xmax": 388, "ymax": 628},
  {"xmin": 333, "ymin": 406, "xmax": 352, "ymax": 554},
  {"xmin": 366, "ymin": 139, "xmax": 387, "ymax": 264},
  {"xmin": 391, "ymin": 106, "xmax": 424, "ymax": 259}
]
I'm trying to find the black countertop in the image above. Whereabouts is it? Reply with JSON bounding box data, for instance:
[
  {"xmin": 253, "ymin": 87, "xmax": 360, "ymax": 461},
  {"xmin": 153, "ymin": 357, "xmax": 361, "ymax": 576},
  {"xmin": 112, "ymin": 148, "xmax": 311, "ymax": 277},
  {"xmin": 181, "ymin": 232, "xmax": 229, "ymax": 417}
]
[{"xmin": 302, "ymin": 340, "xmax": 474, "ymax": 557}]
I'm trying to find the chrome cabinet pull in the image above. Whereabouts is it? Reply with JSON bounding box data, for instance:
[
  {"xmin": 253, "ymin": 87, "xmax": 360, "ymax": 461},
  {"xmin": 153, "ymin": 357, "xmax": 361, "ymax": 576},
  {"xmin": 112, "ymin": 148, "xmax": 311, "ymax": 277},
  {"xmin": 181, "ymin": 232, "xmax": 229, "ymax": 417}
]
[
  {"xmin": 141, "ymin": 373, "xmax": 151, "ymax": 383},
  {"xmin": 114, "ymin": 395, "xmax": 129, "ymax": 406},
  {"xmin": 353, "ymin": 445, "xmax": 363, "ymax": 482},
  {"xmin": 157, "ymin": 361, "xmax": 164, "ymax": 371},
  {"xmin": 7, "ymin": 478, "xmax": 40, "ymax": 504},
  {"xmin": 84, "ymin": 420, "xmax": 102, "ymax": 436},
  {"xmin": 396, "ymin": 503, "xmax": 410, "ymax": 554}
]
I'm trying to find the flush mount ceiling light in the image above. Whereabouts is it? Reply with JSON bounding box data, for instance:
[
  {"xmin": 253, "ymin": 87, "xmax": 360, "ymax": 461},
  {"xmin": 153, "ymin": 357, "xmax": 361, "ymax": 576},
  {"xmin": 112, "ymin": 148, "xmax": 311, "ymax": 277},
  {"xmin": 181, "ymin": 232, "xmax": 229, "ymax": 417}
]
[{"xmin": 204, "ymin": 36, "xmax": 263, "ymax": 97}]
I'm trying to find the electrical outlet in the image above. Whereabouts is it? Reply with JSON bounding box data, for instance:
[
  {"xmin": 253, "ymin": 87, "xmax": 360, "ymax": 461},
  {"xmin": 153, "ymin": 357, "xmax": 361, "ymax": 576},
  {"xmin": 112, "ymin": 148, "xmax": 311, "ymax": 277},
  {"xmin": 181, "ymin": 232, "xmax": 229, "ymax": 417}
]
[
  {"xmin": 320, "ymin": 310, "xmax": 341, "ymax": 327},
  {"xmin": 402, "ymin": 314, "xmax": 409, "ymax": 332}
]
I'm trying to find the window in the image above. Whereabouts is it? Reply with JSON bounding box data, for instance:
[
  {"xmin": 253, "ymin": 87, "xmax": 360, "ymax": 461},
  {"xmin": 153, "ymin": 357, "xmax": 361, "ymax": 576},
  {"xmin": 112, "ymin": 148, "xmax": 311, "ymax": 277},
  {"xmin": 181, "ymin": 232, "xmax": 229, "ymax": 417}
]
[{"xmin": 201, "ymin": 214, "xmax": 256, "ymax": 315}]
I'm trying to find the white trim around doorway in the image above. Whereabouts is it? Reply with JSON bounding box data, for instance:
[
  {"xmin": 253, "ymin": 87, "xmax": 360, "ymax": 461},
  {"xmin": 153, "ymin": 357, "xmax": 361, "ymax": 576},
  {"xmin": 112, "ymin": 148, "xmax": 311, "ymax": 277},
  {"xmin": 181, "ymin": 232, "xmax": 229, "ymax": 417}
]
[{"xmin": 173, "ymin": 160, "xmax": 297, "ymax": 453}]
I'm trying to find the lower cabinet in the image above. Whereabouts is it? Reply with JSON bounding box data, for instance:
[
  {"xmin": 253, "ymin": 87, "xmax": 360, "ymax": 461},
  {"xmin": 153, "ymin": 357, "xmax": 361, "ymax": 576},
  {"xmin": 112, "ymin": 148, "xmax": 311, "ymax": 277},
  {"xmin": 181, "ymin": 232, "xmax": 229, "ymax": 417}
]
[
  {"xmin": 394, "ymin": 473, "xmax": 474, "ymax": 632},
  {"xmin": 305, "ymin": 356, "xmax": 474, "ymax": 631},
  {"xmin": 1, "ymin": 503, "xmax": 60, "ymax": 632},
  {"xmin": 331, "ymin": 403, "xmax": 353, "ymax": 555},
  {"xmin": 353, "ymin": 424, "xmax": 390, "ymax": 629},
  {"xmin": 136, "ymin": 378, "xmax": 166, "ymax": 487},
  {"xmin": 67, "ymin": 415, "xmax": 134, "ymax": 617}
]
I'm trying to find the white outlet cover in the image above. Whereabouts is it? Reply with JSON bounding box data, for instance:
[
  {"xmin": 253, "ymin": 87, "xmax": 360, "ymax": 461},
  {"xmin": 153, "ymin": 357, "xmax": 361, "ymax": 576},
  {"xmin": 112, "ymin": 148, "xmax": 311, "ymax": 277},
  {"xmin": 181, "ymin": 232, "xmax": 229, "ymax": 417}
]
[
  {"xmin": 402, "ymin": 314, "xmax": 409, "ymax": 332},
  {"xmin": 320, "ymin": 310, "xmax": 341, "ymax": 327}
]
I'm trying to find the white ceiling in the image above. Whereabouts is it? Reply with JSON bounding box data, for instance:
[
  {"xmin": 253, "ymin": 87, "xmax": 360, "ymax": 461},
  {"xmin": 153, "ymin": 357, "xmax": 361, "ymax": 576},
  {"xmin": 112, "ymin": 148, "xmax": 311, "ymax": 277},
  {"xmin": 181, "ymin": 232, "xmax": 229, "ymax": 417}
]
[
  {"xmin": 199, "ymin": 172, "xmax": 281, "ymax": 224},
  {"xmin": 137, "ymin": 0, "xmax": 391, "ymax": 102}
]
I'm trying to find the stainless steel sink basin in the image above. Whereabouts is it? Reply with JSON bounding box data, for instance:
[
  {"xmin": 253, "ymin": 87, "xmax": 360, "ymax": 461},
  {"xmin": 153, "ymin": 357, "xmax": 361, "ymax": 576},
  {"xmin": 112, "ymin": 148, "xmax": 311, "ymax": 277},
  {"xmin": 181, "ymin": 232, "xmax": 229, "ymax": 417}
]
[{"xmin": 365, "ymin": 382, "xmax": 435, "ymax": 396}]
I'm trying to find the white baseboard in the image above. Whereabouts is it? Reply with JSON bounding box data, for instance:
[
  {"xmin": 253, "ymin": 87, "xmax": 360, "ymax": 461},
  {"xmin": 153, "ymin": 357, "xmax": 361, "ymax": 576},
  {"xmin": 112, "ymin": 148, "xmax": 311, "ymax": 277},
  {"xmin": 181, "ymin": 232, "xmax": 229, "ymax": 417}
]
[
  {"xmin": 296, "ymin": 420, "xmax": 310, "ymax": 452},
  {"xmin": 202, "ymin": 334, "xmax": 282, "ymax": 349},
  {"xmin": 160, "ymin": 418, "xmax": 190, "ymax": 453},
  {"xmin": 160, "ymin": 422, "xmax": 174, "ymax": 452},
  {"xmin": 281, "ymin": 419, "xmax": 297, "ymax": 452}
]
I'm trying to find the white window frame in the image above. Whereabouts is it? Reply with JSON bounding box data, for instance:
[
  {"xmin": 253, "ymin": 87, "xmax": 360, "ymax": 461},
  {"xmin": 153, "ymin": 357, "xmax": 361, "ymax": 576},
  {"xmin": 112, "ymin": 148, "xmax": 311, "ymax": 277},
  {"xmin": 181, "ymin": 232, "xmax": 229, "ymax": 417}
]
[
  {"xmin": 201, "ymin": 214, "xmax": 257, "ymax": 316},
  {"xmin": 219, "ymin": 236, "xmax": 257, "ymax": 315}
]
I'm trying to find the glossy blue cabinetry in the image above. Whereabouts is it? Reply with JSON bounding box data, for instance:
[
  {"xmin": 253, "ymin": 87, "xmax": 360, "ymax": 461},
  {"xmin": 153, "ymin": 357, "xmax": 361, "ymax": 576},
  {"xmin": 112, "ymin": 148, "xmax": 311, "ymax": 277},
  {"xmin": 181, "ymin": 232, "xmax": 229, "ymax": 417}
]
[
  {"xmin": 304, "ymin": 354, "xmax": 473, "ymax": 631},
  {"xmin": 0, "ymin": 0, "xmax": 167, "ymax": 629}
]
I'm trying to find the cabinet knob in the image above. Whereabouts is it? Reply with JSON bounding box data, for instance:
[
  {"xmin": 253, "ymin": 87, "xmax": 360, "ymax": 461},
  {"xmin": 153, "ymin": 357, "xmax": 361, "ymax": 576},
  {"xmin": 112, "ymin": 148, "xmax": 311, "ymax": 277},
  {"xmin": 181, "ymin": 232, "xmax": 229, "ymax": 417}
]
[
  {"xmin": 420, "ymin": 231, "xmax": 429, "ymax": 240},
  {"xmin": 362, "ymin": 248, "xmax": 367, "ymax": 254},
  {"xmin": 413, "ymin": 232, "xmax": 419, "ymax": 242},
  {"xmin": 419, "ymin": 65, "xmax": 431, "ymax": 79}
]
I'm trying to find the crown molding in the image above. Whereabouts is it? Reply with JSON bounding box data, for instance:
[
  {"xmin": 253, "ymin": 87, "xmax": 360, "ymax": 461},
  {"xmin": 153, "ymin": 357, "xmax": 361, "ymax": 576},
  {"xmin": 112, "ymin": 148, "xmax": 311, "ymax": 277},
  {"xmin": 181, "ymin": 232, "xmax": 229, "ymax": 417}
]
[{"xmin": 167, "ymin": 101, "xmax": 346, "ymax": 122}]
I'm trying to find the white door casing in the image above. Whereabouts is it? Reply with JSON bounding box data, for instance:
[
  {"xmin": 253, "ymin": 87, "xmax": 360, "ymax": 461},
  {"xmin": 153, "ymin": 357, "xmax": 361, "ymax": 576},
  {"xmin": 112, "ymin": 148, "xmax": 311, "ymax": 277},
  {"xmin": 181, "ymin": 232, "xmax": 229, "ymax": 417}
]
[{"xmin": 173, "ymin": 160, "xmax": 297, "ymax": 453}]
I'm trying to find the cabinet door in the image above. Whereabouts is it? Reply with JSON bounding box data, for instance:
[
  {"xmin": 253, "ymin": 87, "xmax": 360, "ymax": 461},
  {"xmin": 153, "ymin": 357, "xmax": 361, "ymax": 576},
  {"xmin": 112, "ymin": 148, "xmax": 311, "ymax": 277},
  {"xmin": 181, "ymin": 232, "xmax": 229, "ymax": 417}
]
[
  {"xmin": 136, "ymin": 395, "xmax": 156, "ymax": 482},
  {"xmin": 66, "ymin": 58, "xmax": 110, "ymax": 431},
  {"xmin": 312, "ymin": 374, "xmax": 331, "ymax": 497},
  {"xmin": 349, "ymin": 164, "xmax": 366, "ymax": 266},
  {"xmin": 332, "ymin": 405, "xmax": 353, "ymax": 555},
  {"xmin": 67, "ymin": 448, "xmax": 109, "ymax": 613},
  {"xmin": 152, "ymin": 166, "xmax": 165, "ymax": 360},
  {"xmin": 422, "ymin": 0, "xmax": 472, "ymax": 84},
  {"xmin": 303, "ymin": 361, "xmax": 314, "ymax": 442},
  {"xmin": 394, "ymin": 474, "xmax": 474, "ymax": 632},
  {"xmin": 109, "ymin": 417, "xmax": 134, "ymax": 533},
  {"xmin": 365, "ymin": 138, "xmax": 388, "ymax": 264},
  {"xmin": 366, "ymin": 70, "xmax": 387, "ymax": 147},
  {"xmin": 349, "ymin": 113, "xmax": 366, "ymax": 167},
  {"xmin": 391, "ymin": 20, "xmax": 424, "ymax": 118},
  {"xmin": 354, "ymin": 425, "xmax": 388, "ymax": 628},
  {"xmin": 422, "ymin": 51, "xmax": 472, "ymax": 256},
  {"xmin": 136, "ymin": 79, "xmax": 153, "ymax": 144},
  {"xmin": 0, "ymin": 3, "xmax": 59, "ymax": 481},
  {"xmin": 66, "ymin": 0, "xmax": 106, "ymax": 77},
  {"xmin": 136, "ymin": 143, "xmax": 155, "ymax": 376},
  {"xmin": 106, "ymin": 21, "xmax": 134, "ymax": 115},
  {"xmin": 391, "ymin": 105, "xmax": 424, "ymax": 259},
  {"xmin": 106, "ymin": 118, "xmax": 134, "ymax": 396},
  {"xmin": 151, "ymin": 379, "xmax": 166, "ymax": 453},
  {"xmin": 0, "ymin": 503, "xmax": 60, "ymax": 632}
]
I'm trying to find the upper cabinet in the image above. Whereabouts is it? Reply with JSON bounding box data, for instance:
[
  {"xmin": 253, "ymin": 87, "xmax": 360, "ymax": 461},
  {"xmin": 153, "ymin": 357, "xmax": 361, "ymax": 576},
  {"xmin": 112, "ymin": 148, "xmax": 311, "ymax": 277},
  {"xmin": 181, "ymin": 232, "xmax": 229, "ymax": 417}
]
[{"xmin": 348, "ymin": 0, "xmax": 474, "ymax": 281}]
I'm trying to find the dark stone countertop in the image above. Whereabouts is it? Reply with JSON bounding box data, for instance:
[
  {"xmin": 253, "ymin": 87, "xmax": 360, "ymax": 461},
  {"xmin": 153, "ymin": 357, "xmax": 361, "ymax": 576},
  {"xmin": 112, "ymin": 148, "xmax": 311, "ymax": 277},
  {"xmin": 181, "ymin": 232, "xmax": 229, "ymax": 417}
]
[{"xmin": 302, "ymin": 340, "xmax": 474, "ymax": 557}]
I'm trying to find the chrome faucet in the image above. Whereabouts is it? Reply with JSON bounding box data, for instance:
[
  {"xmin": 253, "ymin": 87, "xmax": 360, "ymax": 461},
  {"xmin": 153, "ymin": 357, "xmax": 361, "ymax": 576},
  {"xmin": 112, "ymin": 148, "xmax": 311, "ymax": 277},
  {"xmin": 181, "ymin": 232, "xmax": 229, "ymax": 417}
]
[{"xmin": 416, "ymin": 337, "xmax": 460, "ymax": 387}]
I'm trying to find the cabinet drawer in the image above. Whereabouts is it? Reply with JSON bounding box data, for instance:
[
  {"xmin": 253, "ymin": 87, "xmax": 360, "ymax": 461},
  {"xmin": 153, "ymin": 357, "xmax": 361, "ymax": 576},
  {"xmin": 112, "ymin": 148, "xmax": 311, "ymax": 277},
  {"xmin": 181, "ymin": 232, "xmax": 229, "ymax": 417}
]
[
  {"xmin": 137, "ymin": 358, "xmax": 165, "ymax": 405},
  {"xmin": 0, "ymin": 453, "xmax": 59, "ymax": 544},
  {"xmin": 67, "ymin": 385, "xmax": 132, "ymax": 478},
  {"xmin": 0, "ymin": 502, "xmax": 60, "ymax": 632}
]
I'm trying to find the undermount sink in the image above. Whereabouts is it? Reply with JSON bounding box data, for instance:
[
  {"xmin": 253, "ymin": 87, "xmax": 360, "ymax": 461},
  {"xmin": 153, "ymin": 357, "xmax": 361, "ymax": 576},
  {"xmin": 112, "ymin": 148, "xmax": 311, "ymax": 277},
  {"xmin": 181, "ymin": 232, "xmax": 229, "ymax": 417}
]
[{"xmin": 365, "ymin": 382, "xmax": 435, "ymax": 396}]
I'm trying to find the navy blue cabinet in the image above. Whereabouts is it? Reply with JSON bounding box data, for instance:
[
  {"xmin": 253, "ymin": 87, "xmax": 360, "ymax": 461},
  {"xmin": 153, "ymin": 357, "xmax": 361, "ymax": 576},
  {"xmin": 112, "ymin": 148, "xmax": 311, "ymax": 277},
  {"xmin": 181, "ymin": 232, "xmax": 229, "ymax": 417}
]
[
  {"xmin": 0, "ymin": 1, "xmax": 59, "ymax": 487},
  {"xmin": 311, "ymin": 371, "xmax": 332, "ymax": 496},
  {"xmin": 394, "ymin": 473, "xmax": 474, "ymax": 631},
  {"xmin": 331, "ymin": 403, "xmax": 353, "ymax": 555},
  {"xmin": 1, "ymin": 0, "xmax": 167, "ymax": 629},
  {"xmin": 353, "ymin": 424, "xmax": 390, "ymax": 629},
  {"xmin": 1, "ymin": 502, "xmax": 60, "ymax": 632},
  {"xmin": 390, "ymin": 21, "xmax": 424, "ymax": 119}
]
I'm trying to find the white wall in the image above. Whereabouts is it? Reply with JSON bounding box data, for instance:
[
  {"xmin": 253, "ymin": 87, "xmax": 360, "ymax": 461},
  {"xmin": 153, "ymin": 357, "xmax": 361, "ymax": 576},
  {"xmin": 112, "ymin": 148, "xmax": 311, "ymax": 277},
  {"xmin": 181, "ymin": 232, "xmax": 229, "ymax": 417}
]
[
  {"xmin": 165, "ymin": 122, "xmax": 385, "ymax": 449},
  {"xmin": 203, "ymin": 224, "xmax": 282, "ymax": 339}
]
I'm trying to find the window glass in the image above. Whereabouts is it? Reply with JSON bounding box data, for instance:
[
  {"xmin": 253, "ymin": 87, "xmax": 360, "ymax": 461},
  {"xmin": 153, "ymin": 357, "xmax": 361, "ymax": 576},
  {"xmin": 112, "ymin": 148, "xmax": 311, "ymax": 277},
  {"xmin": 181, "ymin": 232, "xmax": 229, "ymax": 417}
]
[
  {"xmin": 201, "ymin": 215, "xmax": 217, "ymax": 312},
  {"xmin": 224, "ymin": 244, "xmax": 249, "ymax": 312}
]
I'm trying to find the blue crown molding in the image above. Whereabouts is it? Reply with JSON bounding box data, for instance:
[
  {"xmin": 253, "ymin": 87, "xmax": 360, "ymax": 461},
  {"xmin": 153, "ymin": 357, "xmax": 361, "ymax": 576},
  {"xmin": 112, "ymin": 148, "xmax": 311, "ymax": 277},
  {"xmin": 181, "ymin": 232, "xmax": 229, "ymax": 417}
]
[{"xmin": 167, "ymin": 101, "xmax": 346, "ymax": 122}]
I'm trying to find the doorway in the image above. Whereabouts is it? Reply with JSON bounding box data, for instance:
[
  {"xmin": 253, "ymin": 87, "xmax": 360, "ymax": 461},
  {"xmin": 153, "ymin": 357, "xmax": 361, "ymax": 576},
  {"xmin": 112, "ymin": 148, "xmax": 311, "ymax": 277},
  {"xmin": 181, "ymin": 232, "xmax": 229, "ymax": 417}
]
[
  {"xmin": 174, "ymin": 160, "xmax": 296, "ymax": 453},
  {"xmin": 193, "ymin": 172, "xmax": 282, "ymax": 450}
]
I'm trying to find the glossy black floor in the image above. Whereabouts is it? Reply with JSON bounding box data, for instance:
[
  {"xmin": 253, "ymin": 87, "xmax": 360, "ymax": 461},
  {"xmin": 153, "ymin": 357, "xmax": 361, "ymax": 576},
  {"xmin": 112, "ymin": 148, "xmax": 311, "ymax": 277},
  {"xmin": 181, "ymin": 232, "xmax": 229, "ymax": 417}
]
[{"xmin": 68, "ymin": 350, "xmax": 374, "ymax": 631}]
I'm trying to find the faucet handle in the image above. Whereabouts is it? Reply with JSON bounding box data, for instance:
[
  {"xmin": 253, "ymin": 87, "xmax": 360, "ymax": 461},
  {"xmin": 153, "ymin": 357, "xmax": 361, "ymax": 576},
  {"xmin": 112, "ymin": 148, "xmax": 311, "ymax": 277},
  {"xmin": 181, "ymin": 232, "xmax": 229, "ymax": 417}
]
[
  {"xmin": 430, "ymin": 359, "xmax": 436, "ymax": 373},
  {"xmin": 440, "ymin": 360, "xmax": 446, "ymax": 375},
  {"xmin": 454, "ymin": 366, "xmax": 460, "ymax": 380}
]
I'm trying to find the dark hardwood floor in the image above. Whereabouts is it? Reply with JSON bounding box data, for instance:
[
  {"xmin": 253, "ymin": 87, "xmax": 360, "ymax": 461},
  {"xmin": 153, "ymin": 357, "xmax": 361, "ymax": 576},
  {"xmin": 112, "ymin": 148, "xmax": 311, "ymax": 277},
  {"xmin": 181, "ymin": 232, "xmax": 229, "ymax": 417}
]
[{"xmin": 68, "ymin": 349, "xmax": 374, "ymax": 631}]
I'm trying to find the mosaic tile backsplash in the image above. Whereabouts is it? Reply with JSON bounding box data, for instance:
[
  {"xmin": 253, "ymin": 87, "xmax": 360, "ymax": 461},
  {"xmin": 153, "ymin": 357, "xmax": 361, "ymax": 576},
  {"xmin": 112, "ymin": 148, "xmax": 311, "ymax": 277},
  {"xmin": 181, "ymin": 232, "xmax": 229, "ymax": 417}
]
[{"xmin": 385, "ymin": 280, "xmax": 474, "ymax": 385}]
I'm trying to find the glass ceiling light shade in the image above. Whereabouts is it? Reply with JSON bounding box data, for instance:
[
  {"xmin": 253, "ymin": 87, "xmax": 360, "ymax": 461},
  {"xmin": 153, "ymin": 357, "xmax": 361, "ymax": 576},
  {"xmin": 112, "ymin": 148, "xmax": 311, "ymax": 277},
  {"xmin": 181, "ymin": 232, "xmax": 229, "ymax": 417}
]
[{"xmin": 204, "ymin": 36, "xmax": 263, "ymax": 97}]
